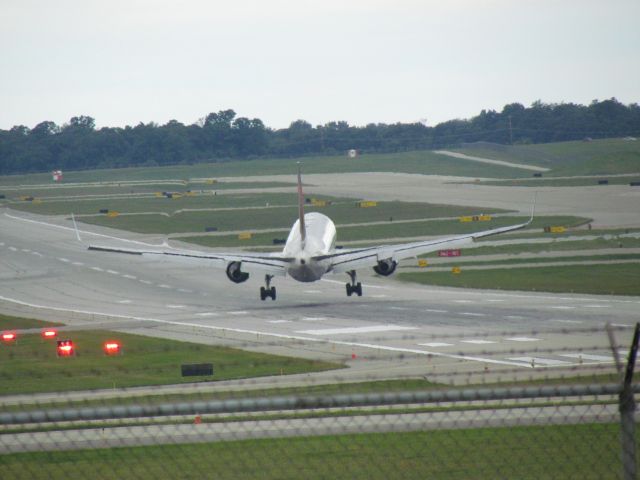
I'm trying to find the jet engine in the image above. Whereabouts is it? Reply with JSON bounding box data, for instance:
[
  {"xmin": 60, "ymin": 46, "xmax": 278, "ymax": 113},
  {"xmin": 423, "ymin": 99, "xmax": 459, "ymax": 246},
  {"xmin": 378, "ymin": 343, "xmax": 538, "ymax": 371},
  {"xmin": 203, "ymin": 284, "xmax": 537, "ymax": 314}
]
[
  {"xmin": 226, "ymin": 261, "xmax": 249, "ymax": 283},
  {"xmin": 373, "ymin": 258, "xmax": 397, "ymax": 276}
]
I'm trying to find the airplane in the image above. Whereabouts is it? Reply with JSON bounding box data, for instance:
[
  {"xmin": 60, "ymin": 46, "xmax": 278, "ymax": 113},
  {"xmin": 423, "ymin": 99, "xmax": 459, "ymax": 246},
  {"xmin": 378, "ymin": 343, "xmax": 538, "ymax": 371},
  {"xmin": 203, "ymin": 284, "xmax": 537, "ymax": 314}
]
[{"xmin": 85, "ymin": 166, "xmax": 534, "ymax": 301}]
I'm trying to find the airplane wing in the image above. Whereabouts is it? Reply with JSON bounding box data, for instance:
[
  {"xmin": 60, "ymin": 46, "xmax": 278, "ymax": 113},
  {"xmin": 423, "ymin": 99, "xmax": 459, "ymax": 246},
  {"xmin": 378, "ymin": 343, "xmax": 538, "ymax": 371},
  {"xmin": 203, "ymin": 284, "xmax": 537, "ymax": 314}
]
[
  {"xmin": 314, "ymin": 217, "xmax": 533, "ymax": 274},
  {"xmin": 86, "ymin": 243, "xmax": 292, "ymax": 276}
]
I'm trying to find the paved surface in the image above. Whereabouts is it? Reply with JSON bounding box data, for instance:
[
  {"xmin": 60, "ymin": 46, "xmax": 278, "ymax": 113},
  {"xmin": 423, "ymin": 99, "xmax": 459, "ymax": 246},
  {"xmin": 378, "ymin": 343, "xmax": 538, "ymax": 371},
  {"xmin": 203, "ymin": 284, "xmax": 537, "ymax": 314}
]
[
  {"xmin": 434, "ymin": 150, "xmax": 550, "ymax": 172},
  {"xmin": 1, "ymin": 209, "xmax": 637, "ymax": 390}
]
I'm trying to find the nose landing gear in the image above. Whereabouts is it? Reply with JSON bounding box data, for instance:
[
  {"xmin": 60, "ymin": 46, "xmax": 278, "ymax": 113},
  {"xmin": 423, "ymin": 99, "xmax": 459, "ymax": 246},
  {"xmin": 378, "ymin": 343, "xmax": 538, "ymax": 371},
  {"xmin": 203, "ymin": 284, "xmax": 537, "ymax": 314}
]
[
  {"xmin": 345, "ymin": 270, "xmax": 362, "ymax": 297},
  {"xmin": 260, "ymin": 275, "xmax": 276, "ymax": 301}
]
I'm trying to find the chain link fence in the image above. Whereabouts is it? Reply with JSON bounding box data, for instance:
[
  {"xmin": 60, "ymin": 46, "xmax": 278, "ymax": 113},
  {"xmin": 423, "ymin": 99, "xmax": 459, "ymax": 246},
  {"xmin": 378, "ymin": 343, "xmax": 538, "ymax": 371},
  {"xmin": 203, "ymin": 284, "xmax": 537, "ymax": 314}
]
[{"xmin": 0, "ymin": 324, "xmax": 638, "ymax": 479}]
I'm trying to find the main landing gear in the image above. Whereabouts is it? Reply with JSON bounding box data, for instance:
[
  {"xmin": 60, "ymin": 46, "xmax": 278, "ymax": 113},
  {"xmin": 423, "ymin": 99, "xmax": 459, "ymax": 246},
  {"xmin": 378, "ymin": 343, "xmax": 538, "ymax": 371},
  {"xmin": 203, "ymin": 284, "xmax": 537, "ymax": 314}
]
[
  {"xmin": 345, "ymin": 270, "xmax": 362, "ymax": 297},
  {"xmin": 260, "ymin": 274, "xmax": 276, "ymax": 301}
]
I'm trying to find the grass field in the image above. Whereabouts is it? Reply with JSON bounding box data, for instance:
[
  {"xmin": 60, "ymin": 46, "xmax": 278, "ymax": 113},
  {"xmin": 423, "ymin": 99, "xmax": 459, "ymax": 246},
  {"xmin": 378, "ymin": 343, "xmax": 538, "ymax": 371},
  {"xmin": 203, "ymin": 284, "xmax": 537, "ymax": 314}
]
[
  {"xmin": 0, "ymin": 150, "xmax": 532, "ymax": 188},
  {"xmin": 181, "ymin": 216, "xmax": 590, "ymax": 248},
  {"xmin": 454, "ymin": 138, "xmax": 640, "ymax": 176},
  {"xmin": 0, "ymin": 316, "xmax": 341, "ymax": 395},
  {"xmin": 428, "ymin": 253, "xmax": 640, "ymax": 268},
  {"xmin": 0, "ymin": 423, "xmax": 626, "ymax": 479},
  {"xmin": 398, "ymin": 263, "xmax": 640, "ymax": 296},
  {"xmin": 479, "ymin": 175, "xmax": 640, "ymax": 187}
]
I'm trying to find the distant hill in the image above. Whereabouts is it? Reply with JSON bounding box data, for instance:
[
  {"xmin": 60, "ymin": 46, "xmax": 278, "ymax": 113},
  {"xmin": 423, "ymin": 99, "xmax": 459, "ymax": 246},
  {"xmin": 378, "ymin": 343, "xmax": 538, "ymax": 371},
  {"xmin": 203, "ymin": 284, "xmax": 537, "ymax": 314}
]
[{"xmin": 1, "ymin": 99, "xmax": 639, "ymax": 175}]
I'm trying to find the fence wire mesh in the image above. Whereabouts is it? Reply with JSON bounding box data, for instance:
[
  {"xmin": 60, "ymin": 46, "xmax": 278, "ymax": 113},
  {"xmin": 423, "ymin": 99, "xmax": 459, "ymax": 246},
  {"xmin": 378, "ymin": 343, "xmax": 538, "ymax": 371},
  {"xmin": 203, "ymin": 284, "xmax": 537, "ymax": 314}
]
[{"xmin": 0, "ymin": 324, "xmax": 638, "ymax": 479}]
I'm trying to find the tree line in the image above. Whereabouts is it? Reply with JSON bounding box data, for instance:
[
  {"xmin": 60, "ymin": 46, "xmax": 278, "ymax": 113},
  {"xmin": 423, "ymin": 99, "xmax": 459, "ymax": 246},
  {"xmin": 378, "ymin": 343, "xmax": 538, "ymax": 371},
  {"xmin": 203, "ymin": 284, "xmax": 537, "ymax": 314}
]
[{"xmin": 1, "ymin": 98, "xmax": 639, "ymax": 175}]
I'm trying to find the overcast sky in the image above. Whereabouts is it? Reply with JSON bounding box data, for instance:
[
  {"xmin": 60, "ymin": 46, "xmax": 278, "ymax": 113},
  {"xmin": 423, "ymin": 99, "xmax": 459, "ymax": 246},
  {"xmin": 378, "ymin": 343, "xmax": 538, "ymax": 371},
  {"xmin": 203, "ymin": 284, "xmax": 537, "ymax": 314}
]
[{"xmin": 1, "ymin": 0, "xmax": 638, "ymax": 130}]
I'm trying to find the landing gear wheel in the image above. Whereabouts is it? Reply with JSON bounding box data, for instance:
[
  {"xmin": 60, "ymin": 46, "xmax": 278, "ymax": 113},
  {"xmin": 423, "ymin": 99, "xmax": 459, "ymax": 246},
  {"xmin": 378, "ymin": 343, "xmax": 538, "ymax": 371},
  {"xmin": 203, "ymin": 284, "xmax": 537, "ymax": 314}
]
[
  {"xmin": 260, "ymin": 275, "xmax": 276, "ymax": 301},
  {"xmin": 345, "ymin": 270, "xmax": 363, "ymax": 297}
]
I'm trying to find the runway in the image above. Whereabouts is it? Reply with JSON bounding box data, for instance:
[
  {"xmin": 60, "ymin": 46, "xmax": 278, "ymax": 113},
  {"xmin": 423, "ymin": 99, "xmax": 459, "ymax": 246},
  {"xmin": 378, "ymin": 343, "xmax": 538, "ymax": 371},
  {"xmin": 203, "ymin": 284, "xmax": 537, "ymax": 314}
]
[{"xmin": 1, "ymin": 209, "xmax": 637, "ymax": 385}]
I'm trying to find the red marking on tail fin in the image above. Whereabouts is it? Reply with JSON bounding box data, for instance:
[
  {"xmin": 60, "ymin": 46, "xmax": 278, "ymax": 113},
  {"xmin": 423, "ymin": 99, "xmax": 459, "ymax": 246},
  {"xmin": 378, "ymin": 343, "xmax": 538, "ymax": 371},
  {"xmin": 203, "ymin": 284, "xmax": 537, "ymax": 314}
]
[{"xmin": 297, "ymin": 164, "xmax": 306, "ymax": 244}]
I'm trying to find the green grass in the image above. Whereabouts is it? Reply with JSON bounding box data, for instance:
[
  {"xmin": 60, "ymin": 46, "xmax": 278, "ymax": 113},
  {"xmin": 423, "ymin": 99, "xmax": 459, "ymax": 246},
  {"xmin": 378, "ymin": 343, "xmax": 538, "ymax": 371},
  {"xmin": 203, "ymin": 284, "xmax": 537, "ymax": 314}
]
[
  {"xmin": 398, "ymin": 263, "xmax": 640, "ymax": 296},
  {"xmin": 0, "ymin": 315, "xmax": 63, "ymax": 331},
  {"xmin": 454, "ymin": 138, "xmax": 640, "ymax": 176},
  {"xmin": 480, "ymin": 176, "xmax": 640, "ymax": 187},
  {"xmin": 0, "ymin": 326, "xmax": 341, "ymax": 395},
  {"xmin": 0, "ymin": 149, "xmax": 535, "ymax": 188},
  {"xmin": 0, "ymin": 423, "xmax": 626, "ymax": 479},
  {"xmin": 0, "ymin": 181, "xmax": 296, "ymax": 199},
  {"xmin": 430, "ymin": 253, "xmax": 640, "ymax": 268},
  {"xmin": 182, "ymin": 216, "xmax": 589, "ymax": 248}
]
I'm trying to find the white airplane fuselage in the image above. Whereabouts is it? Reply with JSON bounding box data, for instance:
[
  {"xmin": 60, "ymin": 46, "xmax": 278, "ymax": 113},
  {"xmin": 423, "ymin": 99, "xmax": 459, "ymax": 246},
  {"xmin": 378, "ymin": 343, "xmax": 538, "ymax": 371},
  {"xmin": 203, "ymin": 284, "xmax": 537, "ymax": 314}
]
[{"xmin": 282, "ymin": 212, "xmax": 336, "ymax": 282}]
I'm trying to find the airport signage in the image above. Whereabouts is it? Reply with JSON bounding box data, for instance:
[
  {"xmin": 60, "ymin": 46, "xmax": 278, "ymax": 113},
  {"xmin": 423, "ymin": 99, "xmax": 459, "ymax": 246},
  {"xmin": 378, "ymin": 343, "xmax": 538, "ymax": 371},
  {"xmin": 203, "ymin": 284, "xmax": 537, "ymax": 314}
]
[{"xmin": 438, "ymin": 249, "xmax": 461, "ymax": 257}]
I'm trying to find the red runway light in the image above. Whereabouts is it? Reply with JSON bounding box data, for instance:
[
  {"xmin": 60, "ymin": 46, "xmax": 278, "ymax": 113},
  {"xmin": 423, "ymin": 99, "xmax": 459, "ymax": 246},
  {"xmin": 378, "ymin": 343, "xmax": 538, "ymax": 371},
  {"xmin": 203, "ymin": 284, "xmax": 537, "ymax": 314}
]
[
  {"xmin": 57, "ymin": 340, "xmax": 75, "ymax": 357},
  {"xmin": 42, "ymin": 329, "xmax": 58, "ymax": 339},
  {"xmin": 103, "ymin": 341, "xmax": 121, "ymax": 355},
  {"xmin": 2, "ymin": 332, "xmax": 17, "ymax": 342}
]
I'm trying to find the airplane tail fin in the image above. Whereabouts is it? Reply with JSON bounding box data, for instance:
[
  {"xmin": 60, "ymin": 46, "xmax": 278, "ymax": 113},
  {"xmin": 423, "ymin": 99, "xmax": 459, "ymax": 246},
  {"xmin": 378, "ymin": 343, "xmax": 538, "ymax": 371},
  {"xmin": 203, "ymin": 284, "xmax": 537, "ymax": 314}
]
[{"xmin": 297, "ymin": 163, "xmax": 306, "ymax": 246}]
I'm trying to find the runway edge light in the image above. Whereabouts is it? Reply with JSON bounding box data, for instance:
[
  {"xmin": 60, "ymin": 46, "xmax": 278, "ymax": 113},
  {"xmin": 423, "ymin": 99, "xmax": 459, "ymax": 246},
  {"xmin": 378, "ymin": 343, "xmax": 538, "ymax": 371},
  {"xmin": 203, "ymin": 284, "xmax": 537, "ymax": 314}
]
[
  {"xmin": 42, "ymin": 329, "xmax": 58, "ymax": 339},
  {"xmin": 2, "ymin": 332, "xmax": 17, "ymax": 343},
  {"xmin": 57, "ymin": 340, "xmax": 75, "ymax": 357},
  {"xmin": 103, "ymin": 341, "xmax": 122, "ymax": 356}
]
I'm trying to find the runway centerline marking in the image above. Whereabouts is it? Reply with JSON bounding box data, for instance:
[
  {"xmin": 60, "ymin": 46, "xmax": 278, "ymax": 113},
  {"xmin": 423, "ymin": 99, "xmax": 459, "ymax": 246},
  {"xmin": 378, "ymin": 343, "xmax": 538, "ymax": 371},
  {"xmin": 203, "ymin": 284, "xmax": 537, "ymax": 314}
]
[
  {"xmin": 550, "ymin": 306, "xmax": 575, "ymax": 310},
  {"xmin": 461, "ymin": 339, "xmax": 496, "ymax": 345},
  {"xmin": 158, "ymin": 284, "xmax": 172, "ymax": 289},
  {"xmin": 228, "ymin": 311, "xmax": 248, "ymax": 315},
  {"xmin": 139, "ymin": 279, "xmax": 152, "ymax": 284},
  {"xmin": 166, "ymin": 305, "xmax": 186, "ymax": 309},
  {"xmin": 268, "ymin": 320, "xmax": 290, "ymax": 324},
  {"xmin": 425, "ymin": 309, "xmax": 448, "ymax": 313},
  {"xmin": 419, "ymin": 342, "xmax": 453, "ymax": 348},
  {"xmin": 58, "ymin": 258, "xmax": 70, "ymax": 263},
  {"xmin": 90, "ymin": 267, "xmax": 104, "ymax": 272},
  {"xmin": 460, "ymin": 312, "xmax": 486, "ymax": 317},
  {"xmin": 302, "ymin": 317, "xmax": 326, "ymax": 322},
  {"xmin": 505, "ymin": 337, "xmax": 541, "ymax": 342},
  {"xmin": 122, "ymin": 274, "xmax": 137, "ymax": 280},
  {"xmin": 195, "ymin": 312, "xmax": 218, "ymax": 317},
  {"xmin": 106, "ymin": 270, "xmax": 120, "ymax": 275},
  {"xmin": 297, "ymin": 325, "xmax": 417, "ymax": 336}
]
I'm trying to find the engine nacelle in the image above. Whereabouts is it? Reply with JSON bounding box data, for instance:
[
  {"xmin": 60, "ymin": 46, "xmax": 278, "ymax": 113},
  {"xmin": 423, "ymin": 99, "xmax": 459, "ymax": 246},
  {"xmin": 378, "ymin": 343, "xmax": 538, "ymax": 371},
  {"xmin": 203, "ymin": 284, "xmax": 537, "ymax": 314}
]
[
  {"xmin": 226, "ymin": 261, "xmax": 249, "ymax": 283},
  {"xmin": 373, "ymin": 258, "xmax": 397, "ymax": 276}
]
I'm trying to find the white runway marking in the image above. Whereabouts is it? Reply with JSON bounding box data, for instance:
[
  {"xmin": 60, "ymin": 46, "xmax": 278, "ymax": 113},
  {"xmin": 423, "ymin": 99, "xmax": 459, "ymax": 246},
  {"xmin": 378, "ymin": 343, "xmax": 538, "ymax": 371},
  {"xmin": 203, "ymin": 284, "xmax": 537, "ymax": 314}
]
[
  {"xmin": 228, "ymin": 311, "xmax": 248, "ymax": 315},
  {"xmin": 268, "ymin": 320, "xmax": 290, "ymax": 324},
  {"xmin": 425, "ymin": 309, "xmax": 448, "ymax": 314},
  {"xmin": 419, "ymin": 342, "xmax": 454, "ymax": 348},
  {"xmin": 31, "ymin": 251, "xmax": 43, "ymax": 257},
  {"xmin": 460, "ymin": 312, "xmax": 486, "ymax": 317},
  {"xmin": 0, "ymin": 294, "xmax": 533, "ymax": 369},
  {"xmin": 72, "ymin": 262, "xmax": 84, "ymax": 266},
  {"xmin": 139, "ymin": 279, "xmax": 152, "ymax": 284},
  {"xmin": 389, "ymin": 306, "xmax": 409, "ymax": 311},
  {"xmin": 550, "ymin": 306, "xmax": 575, "ymax": 310},
  {"xmin": 461, "ymin": 339, "xmax": 496, "ymax": 345},
  {"xmin": 506, "ymin": 337, "xmax": 541, "ymax": 342},
  {"xmin": 485, "ymin": 299, "xmax": 504, "ymax": 303},
  {"xmin": 508, "ymin": 357, "xmax": 573, "ymax": 366},
  {"xmin": 21, "ymin": 249, "xmax": 31, "ymax": 253},
  {"xmin": 371, "ymin": 294, "xmax": 388, "ymax": 298},
  {"xmin": 106, "ymin": 270, "xmax": 120, "ymax": 275},
  {"xmin": 612, "ymin": 323, "xmax": 633, "ymax": 328},
  {"xmin": 58, "ymin": 258, "xmax": 70, "ymax": 263},
  {"xmin": 454, "ymin": 300, "xmax": 473, "ymax": 304},
  {"xmin": 117, "ymin": 300, "xmax": 132, "ymax": 304},
  {"xmin": 178, "ymin": 288, "xmax": 193, "ymax": 293},
  {"xmin": 158, "ymin": 284, "xmax": 172, "ymax": 289},
  {"xmin": 195, "ymin": 312, "xmax": 218, "ymax": 317},
  {"xmin": 551, "ymin": 319, "xmax": 583, "ymax": 324},
  {"xmin": 584, "ymin": 305, "xmax": 609, "ymax": 308},
  {"xmin": 122, "ymin": 274, "xmax": 137, "ymax": 280},
  {"xmin": 302, "ymin": 317, "xmax": 326, "ymax": 322},
  {"xmin": 91, "ymin": 266, "xmax": 104, "ymax": 272},
  {"xmin": 303, "ymin": 290, "xmax": 321, "ymax": 294},
  {"xmin": 298, "ymin": 325, "xmax": 417, "ymax": 336},
  {"xmin": 166, "ymin": 305, "xmax": 186, "ymax": 309},
  {"xmin": 559, "ymin": 353, "xmax": 612, "ymax": 362},
  {"xmin": 504, "ymin": 315, "xmax": 526, "ymax": 320},
  {"xmin": 0, "ymin": 242, "xmax": 4, "ymax": 246},
  {"xmin": 9, "ymin": 246, "xmax": 17, "ymax": 251}
]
